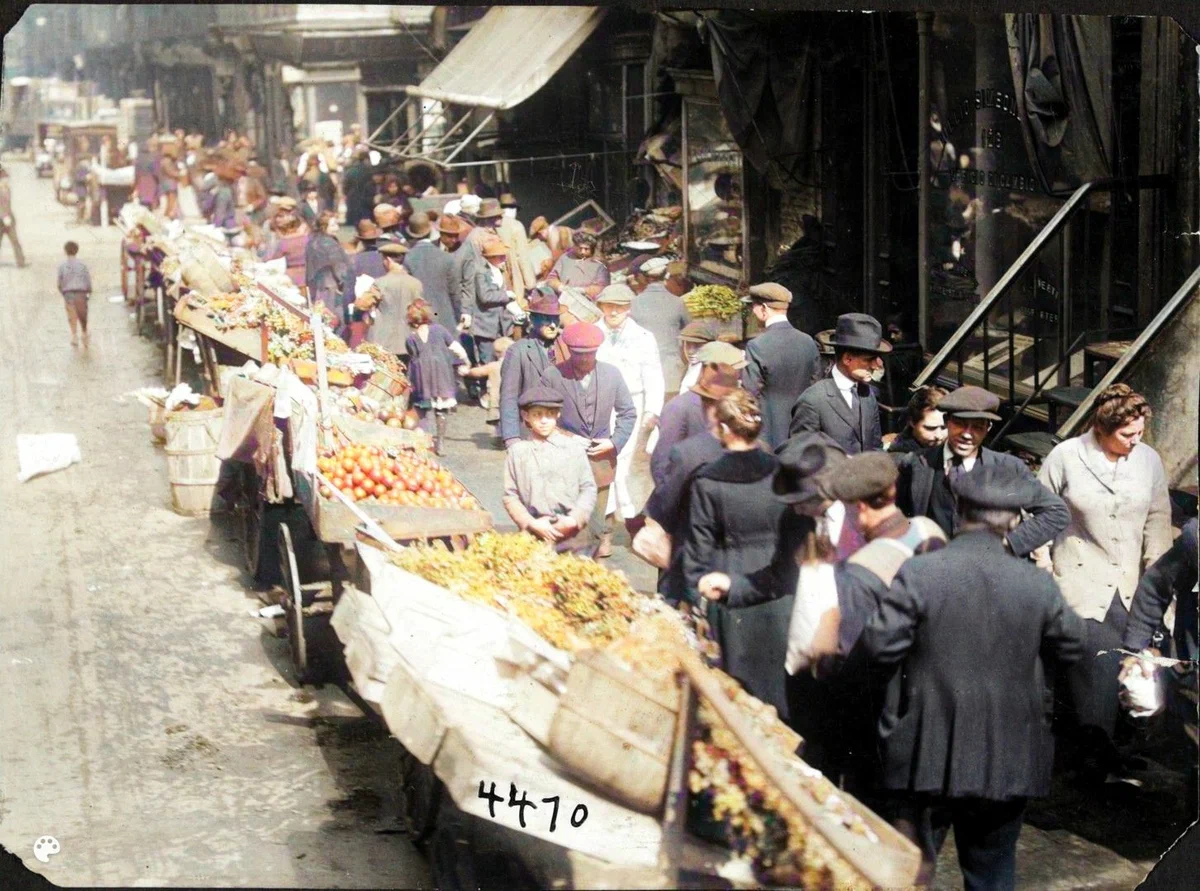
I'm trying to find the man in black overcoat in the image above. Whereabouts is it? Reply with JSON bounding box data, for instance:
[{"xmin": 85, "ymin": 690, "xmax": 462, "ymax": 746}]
[
  {"xmin": 860, "ymin": 465, "xmax": 1087, "ymax": 891},
  {"xmin": 893, "ymin": 385, "xmax": 1070, "ymax": 556},
  {"xmin": 740, "ymin": 282, "xmax": 821, "ymax": 450},
  {"xmin": 788, "ymin": 312, "xmax": 889, "ymax": 454}
]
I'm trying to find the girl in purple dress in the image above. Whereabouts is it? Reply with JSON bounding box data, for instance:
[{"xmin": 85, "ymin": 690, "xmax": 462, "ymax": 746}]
[{"xmin": 405, "ymin": 299, "xmax": 469, "ymax": 454}]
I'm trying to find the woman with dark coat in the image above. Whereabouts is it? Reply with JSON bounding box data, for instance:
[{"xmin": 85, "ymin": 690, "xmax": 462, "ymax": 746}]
[
  {"xmin": 886, "ymin": 385, "xmax": 948, "ymax": 455},
  {"xmin": 305, "ymin": 210, "xmax": 351, "ymax": 321},
  {"xmin": 683, "ymin": 390, "xmax": 790, "ymax": 718}
]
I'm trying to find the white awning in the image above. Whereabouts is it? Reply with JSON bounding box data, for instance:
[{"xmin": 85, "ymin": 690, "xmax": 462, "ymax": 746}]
[{"xmin": 405, "ymin": 6, "xmax": 607, "ymax": 111}]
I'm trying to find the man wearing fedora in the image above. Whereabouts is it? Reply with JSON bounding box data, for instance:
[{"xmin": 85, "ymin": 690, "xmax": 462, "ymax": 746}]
[
  {"xmin": 742, "ymin": 282, "xmax": 822, "ymax": 450},
  {"xmin": 497, "ymin": 192, "xmax": 535, "ymax": 299},
  {"xmin": 500, "ymin": 286, "xmax": 564, "ymax": 447},
  {"xmin": 860, "ymin": 465, "xmax": 1087, "ymax": 890},
  {"xmin": 893, "ymin": 385, "xmax": 1069, "ymax": 556},
  {"xmin": 341, "ymin": 219, "xmax": 388, "ymax": 346},
  {"xmin": 404, "ymin": 212, "xmax": 458, "ymax": 327},
  {"xmin": 373, "ymin": 203, "xmax": 404, "ymax": 244},
  {"xmin": 467, "ymin": 237, "xmax": 515, "ymax": 372},
  {"xmin": 789, "ymin": 312, "xmax": 889, "ymax": 455},
  {"xmin": 367, "ymin": 241, "xmax": 423, "ymax": 359}
]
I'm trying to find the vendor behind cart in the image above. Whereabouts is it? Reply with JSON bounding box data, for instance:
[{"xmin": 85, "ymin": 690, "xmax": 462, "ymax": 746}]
[
  {"xmin": 546, "ymin": 230, "xmax": 609, "ymax": 301},
  {"xmin": 503, "ymin": 386, "xmax": 597, "ymax": 554}
]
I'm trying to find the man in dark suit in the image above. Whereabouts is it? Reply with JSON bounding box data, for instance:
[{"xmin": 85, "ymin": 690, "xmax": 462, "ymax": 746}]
[
  {"xmin": 741, "ymin": 282, "xmax": 821, "ymax": 450},
  {"xmin": 894, "ymin": 385, "xmax": 1070, "ymax": 557},
  {"xmin": 403, "ymin": 212, "xmax": 459, "ymax": 327},
  {"xmin": 788, "ymin": 312, "xmax": 889, "ymax": 454},
  {"xmin": 861, "ymin": 465, "xmax": 1087, "ymax": 890},
  {"xmin": 500, "ymin": 287, "xmax": 563, "ymax": 447},
  {"xmin": 538, "ymin": 323, "xmax": 636, "ymax": 556}
]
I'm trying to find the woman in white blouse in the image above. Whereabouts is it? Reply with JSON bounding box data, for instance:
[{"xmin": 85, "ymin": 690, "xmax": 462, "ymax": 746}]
[{"xmin": 1038, "ymin": 384, "xmax": 1173, "ymax": 784}]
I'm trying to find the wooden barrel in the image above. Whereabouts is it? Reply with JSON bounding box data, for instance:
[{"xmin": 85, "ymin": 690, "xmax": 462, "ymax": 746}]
[{"xmin": 164, "ymin": 408, "xmax": 224, "ymax": 516}]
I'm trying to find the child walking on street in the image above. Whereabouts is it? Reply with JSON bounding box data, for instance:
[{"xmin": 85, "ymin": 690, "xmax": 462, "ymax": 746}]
[
  {"xmin": 405, "ymin": 298, "xmax": 469, "ymax": 455},
  {"xmin": 58, "ymin": 241, "xmax": 93, "ymax": 347}
]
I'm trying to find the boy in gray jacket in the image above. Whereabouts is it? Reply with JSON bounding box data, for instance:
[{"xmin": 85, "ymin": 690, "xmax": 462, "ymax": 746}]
[{"xmin": 57, "ymin": 241, "xmax": 93, "ymax": 346}]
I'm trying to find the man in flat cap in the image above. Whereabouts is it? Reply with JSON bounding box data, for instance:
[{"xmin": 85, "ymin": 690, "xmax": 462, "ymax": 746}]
[
  {"xmin": 860, "ymin": 464, "xmax": 1087, "ymax": 890},
  {"xmin": 403, "ymin": 211, "xmax": 458, "ymax": 328},
  {"xmin": 365, "ymin": 241, "xmax": 423, "ymax": 359},
  {"xmin": 631, "ymin": 257, "xmax": 692, "ymax": 395},
  {"xmin": 502, "ymin": 386, "xmax": 597, "ymax": 554},
  {"xmin": 741, "ymin": 282, "xmax": 822, "ymax": 450},
  {"xmin": 500, "ymin": 286, "xmax": 564, "ymax": 447},
  {"xmin": 595, "ymin": 283, "xmax": 665, "ymax": 547},
  {"xmin": 650, "ymin": 341, "xmax": 747, "ymax": 487},
  {"xmin": 789, "ymin": 312, "xmax": 888, "ymax": 455},
  {"xmin": 894, "ymin": 385, "xmax": 1069, "ymax": 557},
  {"xmin": 537, "ymin": 322, "xmax": 636, "ymax": 557}
]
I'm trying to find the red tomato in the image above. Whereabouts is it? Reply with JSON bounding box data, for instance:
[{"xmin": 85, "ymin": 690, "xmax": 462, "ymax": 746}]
[{"xmin": 368, "ymin": 468, "xmax": 385, "ymax": 485}]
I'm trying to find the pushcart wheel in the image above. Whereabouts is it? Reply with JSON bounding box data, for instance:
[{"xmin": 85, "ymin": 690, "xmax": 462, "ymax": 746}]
[
  {"xmin": 398, "ymin": 750, "xmax": 442, "ymax": 845},
  {"xmin": 279, "ymin": 523, "xmax": 310, "ymax": 682}
]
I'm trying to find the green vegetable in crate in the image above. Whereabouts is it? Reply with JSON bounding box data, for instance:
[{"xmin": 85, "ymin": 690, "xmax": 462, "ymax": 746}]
[{"xmin": 683, "ymin": 284, "xmax": 743, "ymax": 321}]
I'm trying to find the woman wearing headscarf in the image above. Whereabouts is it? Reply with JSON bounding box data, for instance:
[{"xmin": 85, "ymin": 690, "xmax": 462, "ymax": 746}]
[
  {"xmin": 305, "ymin": 210, "xmax": 351, "ymax": 322},
  {"xmin": 1038, "ymin": 383, "xmax": 1173, "ymax": 785},
  {"xmin": 546, "ymin": 230, "xmax": 609, "ymax": 300}
]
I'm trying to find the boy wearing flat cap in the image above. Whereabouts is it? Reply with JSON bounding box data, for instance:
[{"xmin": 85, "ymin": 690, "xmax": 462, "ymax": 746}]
[
  {"xmin": 537, "ymin": 322, "xmax": 637, "ymax": 557},
  {"xmin": 893, "ymin": 384, "xmax": 1069, "ymax": 556},
  {"xmin": 502, "ymin": 386, "xmax": 597, "ymax": 554},
  {"xmin": 500, "ymin": 286, "xmax": 564, "ymax": 447},
  {"xmin": 860, "ymin": 464, "xmax": 1086, "ymax": 890},
  {"xmin": 789, "ymin": 312, "xmax": 889, "ymax": 455},
  {"xmin": 741, "ymin": 282, "xmax": 821, "ymax": 450}
]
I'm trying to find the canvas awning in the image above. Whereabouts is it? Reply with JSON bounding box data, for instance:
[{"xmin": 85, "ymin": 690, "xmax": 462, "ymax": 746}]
[{"xmin": 405, "ymin": 6, "xmax": 606, "ymax": 110}]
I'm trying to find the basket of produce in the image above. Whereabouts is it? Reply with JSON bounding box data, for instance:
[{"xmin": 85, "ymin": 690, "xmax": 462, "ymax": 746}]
[
  {"xmin": 683, "ymin": 284, "xmax": 743, "ymax": 321},
  {"xmin": 355, "ymin": 342, "xmax": 411, "ymax": 401},
  {"xmin": 333, "ymin": 409, "xmax": 430, "ymax": 450}
]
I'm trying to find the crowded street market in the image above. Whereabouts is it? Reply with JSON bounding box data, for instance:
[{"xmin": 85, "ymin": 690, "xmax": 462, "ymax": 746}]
[{"xmin": 0, "ymin": 5, "xmax": 1198, "ymax": 890}]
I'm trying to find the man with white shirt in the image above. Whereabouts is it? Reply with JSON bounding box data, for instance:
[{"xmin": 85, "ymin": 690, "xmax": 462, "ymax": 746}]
[
  {"xmin": 894, "ymin": 385, "xmax": 1070, "ymax": 553},
  {"xmin": 595, "ymin": 284, "xmax": 665, "ymax": 555},
  {"xmin": 741, "ymin": 282, "xmax": 821, "ymax": 449},
  {"xmin": 789, "ymin": 312, "xmax": 889, "ymax": 454}
]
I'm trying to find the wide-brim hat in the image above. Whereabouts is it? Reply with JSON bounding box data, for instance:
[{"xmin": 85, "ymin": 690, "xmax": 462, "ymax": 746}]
[
  {"xmin": 937, "ymin": 385, "xmax": 1002, "ymax": 421},
  {"xmin": 355, "ymin": 219, "xmax": 383, "ymax": 241},
  {"xmin": 407, "ymin": 211, "xmax": 433, "ymax": 239},
  {"xmin": 527, "ymin": 287, "xmax": 561, "ymax": 317},
  {"xmin": 595, "ymin": 284, "xmax": 635, "ymax": 306},
  {"xmin": 952, "ymin": 464, "xmax": 1042, "ymax": 510},
  {"xmin": 477, "ymin": 197, "xmax": 504, "ymax": 219},
  {"xmin": 438, "ymin": 214, "xmax": 468, "ymax": 236},
  {"xmin": 691, "ymin": 365, "xmax": 741, "ymax": 401},
  {"xmin": 774, "ymin": 433, "xmax": 846, "ymax": 505},
  {"xmin": 829, "ymin": 313, "xmax": 892, "ymax": 354}
]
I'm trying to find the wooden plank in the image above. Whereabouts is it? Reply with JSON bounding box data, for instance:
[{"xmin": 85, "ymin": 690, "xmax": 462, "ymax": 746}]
[{"xmin": 173, "ymin": 296, "xmax": 268, "ymax": 363}]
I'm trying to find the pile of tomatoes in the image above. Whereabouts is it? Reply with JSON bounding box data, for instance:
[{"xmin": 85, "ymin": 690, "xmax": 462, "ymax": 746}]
[{"xmin": 316, "ymin": 444, "xmax": 480, "ymax": 510}]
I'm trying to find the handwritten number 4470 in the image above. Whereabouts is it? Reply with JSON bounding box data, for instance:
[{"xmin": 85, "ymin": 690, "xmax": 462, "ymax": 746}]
[{"xmin": 478, "ymin": 781, "xmax": 589, "ymax": 831}]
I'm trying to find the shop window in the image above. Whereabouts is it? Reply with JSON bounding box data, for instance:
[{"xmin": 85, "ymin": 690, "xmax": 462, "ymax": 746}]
[{"xmin": 684, "ymin": 99, "xmax": 745, "ymax": 282}]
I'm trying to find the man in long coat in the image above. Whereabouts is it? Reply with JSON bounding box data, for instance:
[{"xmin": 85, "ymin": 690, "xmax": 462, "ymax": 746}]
[
  {"xmin": 631, "ymin": 257, "xmax": 692, "ymax": 395},
  {"xmin": 893, "ymin": 385, "xmax": 1069, "ymax": 556},
  {"xmin": 497, "ymin": 191, "xmax": 536, "ymax": 298},
  {"xmin": 789, "ymin": 312, "xmax": 888, "ymax": 454},
  {"xmin": 500, "ymin": 288, "xmax": 563, "ymax": 447},
  {"xmin": 860, "ymin": 465, "xmax": 1087, "ymax": 890},
  {"xmin": 741, "ymin": 282, "xmax": 820, "ymax": 449},
  {"xmin": 403, "ymin": 212, "xmax": 458, "ymax": 326}
]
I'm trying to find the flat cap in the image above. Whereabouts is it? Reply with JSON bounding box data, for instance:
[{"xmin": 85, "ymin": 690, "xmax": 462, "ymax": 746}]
[
  {"xmin": 680, "ymin": 319, "xmax": 721, "ymax": 344},
  {"xmin": 519, "ymin": 386, "xmax": 564, "ymax": 409},
  {"xmin": 952, "ymin": 464, "xmax": 1043, "ymax": 511},
  {"xmin": 823, "ymin": 452, "xmax": 899, "ymax": 504},
  {"xmin": 938, "ymin": 385, "xmax": 1001, "ymax": 421},
  {"xmin": 638, "ymin": 256, "xmax": 670, "ymax": 277},
  {"xmin": 378, "ymin": 241, "xmax": 409, "ymax": 257},
  {"xmin": 595, "ymin": 283, "xmax": 635, "ymax": 305},
  {"xmin": 744, "ymin": 282, "xmax": 792, "ymax": 305},
  {"xmin": 694, "ymin": 341, "xmax": 747, "ymax": 369},
  {"xmin": 561, "ymin": 322, "xmax": 604, "ymax": 351}
]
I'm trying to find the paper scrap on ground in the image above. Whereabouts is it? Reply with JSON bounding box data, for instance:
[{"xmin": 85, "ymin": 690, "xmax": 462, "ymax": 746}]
[
  {"xmin": 16, "ymin": 434, "xmax": 82, "ymax": 482},
  {"xmin": 255, "ymin": 605, "xmax": 285, "ymax": 619},
  {"xmin": 108, "ymin": 295, "xmax": 125, "ymax": 303}
]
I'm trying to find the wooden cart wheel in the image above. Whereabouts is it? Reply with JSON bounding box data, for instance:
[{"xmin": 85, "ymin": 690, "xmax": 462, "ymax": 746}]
[
  {"xmin": 398, "ymin": 750, "xmax": 442, "ymax": 845},
  {"xmin": 279, "ymin": 522, "xmax": 310, "ymax": 682}
]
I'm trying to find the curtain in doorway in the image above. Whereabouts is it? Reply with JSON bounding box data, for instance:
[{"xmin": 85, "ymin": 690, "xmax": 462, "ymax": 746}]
[{"xmin": 1006, "ymin": 14, "xmax": 1114, "ymax": 194}]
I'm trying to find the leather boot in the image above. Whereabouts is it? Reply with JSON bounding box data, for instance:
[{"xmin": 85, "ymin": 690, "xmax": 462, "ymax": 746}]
[{"xmin": 595, "ymin": 532, "xmax": 614, "ymax": 559}]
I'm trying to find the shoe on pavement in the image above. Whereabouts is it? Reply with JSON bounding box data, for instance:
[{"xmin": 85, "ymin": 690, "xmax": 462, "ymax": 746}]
[{"xmin": 595, "ymin": 532, "xmax": 613, "ymax": 558}]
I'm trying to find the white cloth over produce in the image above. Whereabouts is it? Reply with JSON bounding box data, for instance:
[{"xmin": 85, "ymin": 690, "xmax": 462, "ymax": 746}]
[{"xmin": 16, "ymin": 434, "xmax": 82, "ymax": 483}]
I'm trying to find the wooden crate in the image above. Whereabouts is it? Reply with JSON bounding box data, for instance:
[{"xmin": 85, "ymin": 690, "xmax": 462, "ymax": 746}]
[
  {"xmin": 174, "ymin": 296, "xmax": 267, "ymax": 363},
  {"xmin": 332, "ymin": 413, "xmax": 431, "ymax": 451},
  {"xmin": 547, "ymin": 650, "xmax": 682, "ymax": 814}
]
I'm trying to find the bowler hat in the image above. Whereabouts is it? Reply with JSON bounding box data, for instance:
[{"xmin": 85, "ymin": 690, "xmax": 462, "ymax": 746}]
[
  {"xmin": 773, "ymin": 433, "xmax": 843, "ymax": 505},
  {"xmin": 527, "ymin": 287, "xmax": 561, "ymax": 317},
  {"xmin": 561, "ymin": 322, "xmax": 604, "ymax": 352},
  {"xmin": 937, "ymin": 385, "xmax": 1002, "ymax": 421},
  {"xmin": 595, "ymin": 284, "xmax": 635, "ymax": 306},
  {"xmin": 476, "ymin": 197, "xmax": 503, "ymax": 219},
  {"xmin": 824, "ymin": 452, "xmax": 899, "ymax": 504},
  {"xmin": 406, "ymin": 211, "xmax": 433, "ymax": 239},
  {"xmin": 694, "ymin": 341, "xmax": 747, "ymax": 370},
  {"xmin": 830, "ymin": 313, "xmax": 892, "ymax": 354},
  {"xmin": 744, "ymin": 282, "xmax": 793, "ymax": 306},
  {"xmin": 691, "ymin": 365, "xmax": 741, "ymax": 401},
  {"xmin": 378, "ymin": 241, "xmax": 409, "ymax": 257},
  {"xmin": 680, "ymin": 320, "xmax": 720, "ymax": 344},
  {"xmin": 355, "ymin": 219, "xmax": 383, "ymax": 241},
  {"xmin": 519, "ymin": 386, "xmax": 565, "ymax": 409},
  {"xmin": 952, "ymin": 464, "xmax": 1041, "ymax": 511}
]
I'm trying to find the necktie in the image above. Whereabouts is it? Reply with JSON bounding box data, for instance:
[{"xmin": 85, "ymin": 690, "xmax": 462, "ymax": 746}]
[
  {"xmin": 948, "ymin": 455, "xmax": 966, "ymax": 484},
  {"xmin": 849, "ymin": 385, "xmax": 859, "ymax": 411}
]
